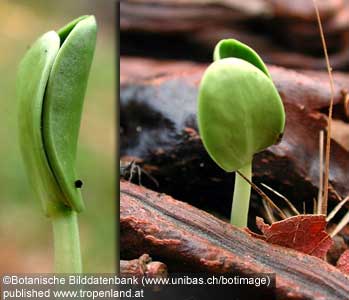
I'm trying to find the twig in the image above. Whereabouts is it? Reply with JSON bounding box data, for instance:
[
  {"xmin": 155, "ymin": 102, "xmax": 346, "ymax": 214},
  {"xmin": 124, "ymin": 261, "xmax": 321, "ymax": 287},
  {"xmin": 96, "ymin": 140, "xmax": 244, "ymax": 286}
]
[
  {"xmin": 236, "ymin": 170, "xmax": 287, "ymax": 219},
  {"xmin": 313, "ymin": 0, "xmax": 335, "ymax": 216},
  {"xmin": 317, "ymin": 130, "xmax": 324, "ymax": 214},
  {"xmin": 330, "ymin": 211, "xmax": 349, "ymax": 238},
  {"xmin": 329, "ymin": 184, "xmax": 343, "ymax": 202},
  {"xmin": 344, "ymin": 91, "xmax": 349, "ymax": 119},
  {"xmin": 262, "ymin": 198, "xmax": 276, "ymax": 223},
  {"xmin": 327, "ymin": 196, "xmax": 349, "ymax": 222},
  {"xmin": 313, "ymin": 198, "xmax": 317, "ymax": 214},
  {"xmin": 261, "ymin": 183, "xmax": 300, "ymax": 215}
]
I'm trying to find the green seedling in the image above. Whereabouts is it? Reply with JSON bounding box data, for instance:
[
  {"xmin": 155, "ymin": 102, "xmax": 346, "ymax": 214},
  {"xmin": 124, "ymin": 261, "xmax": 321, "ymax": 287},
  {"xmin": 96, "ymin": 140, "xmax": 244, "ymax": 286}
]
[
  {"xmin": 17, "ymin": 16, "xmax": 97, "ymax": 272},
  {"xmin": 198, "ymin": 39, "xmax": 285, "ymax": 227}
]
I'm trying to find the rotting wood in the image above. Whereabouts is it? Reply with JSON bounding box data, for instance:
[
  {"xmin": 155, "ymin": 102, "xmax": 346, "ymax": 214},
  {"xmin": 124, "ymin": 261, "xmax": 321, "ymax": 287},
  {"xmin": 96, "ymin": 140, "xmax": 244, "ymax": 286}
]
[
  {"xmin": 120, "ymin": 57, "xmax": 349, "ymax": 111},
  {"xmin": 120, "ymin": 181, "xmax": 349, "ymax": 300},
  {"xmin": 120, "ymin": 254, "xmax": 168, "ymax": 277}
]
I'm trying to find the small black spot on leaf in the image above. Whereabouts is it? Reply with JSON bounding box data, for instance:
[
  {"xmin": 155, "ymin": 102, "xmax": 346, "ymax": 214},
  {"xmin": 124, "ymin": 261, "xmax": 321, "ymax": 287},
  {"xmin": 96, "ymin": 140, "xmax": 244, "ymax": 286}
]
[{"xmin": 75, "ymin": 180, "xmax": 83, "ymax": 188}]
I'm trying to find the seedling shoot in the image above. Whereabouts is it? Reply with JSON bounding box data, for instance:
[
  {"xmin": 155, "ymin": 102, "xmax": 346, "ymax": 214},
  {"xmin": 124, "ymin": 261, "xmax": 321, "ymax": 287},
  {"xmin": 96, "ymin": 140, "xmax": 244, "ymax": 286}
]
[{"xmin": 198, "ymin": 39, "xmax": 285, "ymax": 227}]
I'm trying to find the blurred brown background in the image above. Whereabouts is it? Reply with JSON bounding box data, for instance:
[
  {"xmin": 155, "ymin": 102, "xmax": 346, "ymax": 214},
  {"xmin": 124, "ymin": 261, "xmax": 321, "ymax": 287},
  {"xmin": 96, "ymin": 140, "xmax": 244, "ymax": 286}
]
[{"xmin": 120, "ymin": 0, "xmax": 349, "ymax": 70}]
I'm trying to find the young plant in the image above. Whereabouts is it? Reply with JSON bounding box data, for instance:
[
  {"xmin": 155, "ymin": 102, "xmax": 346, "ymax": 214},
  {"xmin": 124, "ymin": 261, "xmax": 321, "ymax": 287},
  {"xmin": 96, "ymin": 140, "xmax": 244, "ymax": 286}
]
[
  {"xmin": 198, "ymin": 39, "xmax": 285, "ymax": 227},
  {"xmin": 17, "ymin": 16, "xmax": 97, "ymax": 272}
]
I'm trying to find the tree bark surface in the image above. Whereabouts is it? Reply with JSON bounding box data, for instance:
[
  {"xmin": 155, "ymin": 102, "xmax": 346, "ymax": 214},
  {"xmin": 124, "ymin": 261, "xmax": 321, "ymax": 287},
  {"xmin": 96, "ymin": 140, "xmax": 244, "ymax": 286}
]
[{"xmin": 120, "ymin": 181, "xmax": 349, "ymax": 300}]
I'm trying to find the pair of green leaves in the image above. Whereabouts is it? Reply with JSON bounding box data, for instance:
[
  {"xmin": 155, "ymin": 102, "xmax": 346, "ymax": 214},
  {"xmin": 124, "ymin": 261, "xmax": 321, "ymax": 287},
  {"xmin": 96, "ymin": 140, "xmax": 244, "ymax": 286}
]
[
  {"xmin": 17, "ymin": 16, "xmax": 97, "ymax": 216},
  {"xmin": 198, "ymin": 39, "xmax": 285, "ymax": 172}
]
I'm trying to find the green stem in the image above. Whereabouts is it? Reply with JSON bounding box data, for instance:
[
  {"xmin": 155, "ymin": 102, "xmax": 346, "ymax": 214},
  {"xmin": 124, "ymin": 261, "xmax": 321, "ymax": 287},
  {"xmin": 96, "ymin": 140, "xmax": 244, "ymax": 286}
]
[
  {"xmin": 231, "ymin": 161, "xmax": 252, "ymax": 227},
  {"xmin": 51, "ymin": 207, "xmax": 82, "ymax": 273}
]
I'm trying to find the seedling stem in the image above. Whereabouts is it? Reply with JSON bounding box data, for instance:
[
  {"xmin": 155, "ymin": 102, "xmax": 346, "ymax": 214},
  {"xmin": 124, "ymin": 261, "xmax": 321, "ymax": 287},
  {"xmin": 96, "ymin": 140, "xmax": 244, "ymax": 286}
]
[
  {"xmin": 52, "ymin": 208, "xmax": 82, "ymax": 272},
  {"xmin": 231, "ymin": 163, "xmax": 252, "ymax": 227}
]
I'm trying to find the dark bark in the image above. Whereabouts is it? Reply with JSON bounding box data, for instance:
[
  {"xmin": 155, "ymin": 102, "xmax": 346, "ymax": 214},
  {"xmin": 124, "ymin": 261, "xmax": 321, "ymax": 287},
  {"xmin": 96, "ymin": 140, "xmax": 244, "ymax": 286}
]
[{"xmin": 120, "ymin": 181, "xmax": 349, "ymax": 300}]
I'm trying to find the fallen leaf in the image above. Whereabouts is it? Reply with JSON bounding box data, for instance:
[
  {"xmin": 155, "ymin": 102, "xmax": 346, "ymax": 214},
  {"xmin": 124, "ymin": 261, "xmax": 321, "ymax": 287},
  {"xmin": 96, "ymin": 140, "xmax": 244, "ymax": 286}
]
[
  {"xmin": 256, "ymin": 215, "xmax": 333, "ymax": 259},
  {"xmin": 337, "ymin": 249, "xmax": 349, "ymax": 275}
]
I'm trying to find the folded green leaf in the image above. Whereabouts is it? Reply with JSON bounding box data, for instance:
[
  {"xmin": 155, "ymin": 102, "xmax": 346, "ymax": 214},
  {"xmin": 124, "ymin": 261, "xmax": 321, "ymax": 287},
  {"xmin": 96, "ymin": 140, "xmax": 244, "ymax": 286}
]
[
  {"xmin": 17, "ymin": 15, "xmax": 97, "ymax": 216},
  {"xmin": 213, "ymin": 39, "xmax": 270, "ymax": 77}
]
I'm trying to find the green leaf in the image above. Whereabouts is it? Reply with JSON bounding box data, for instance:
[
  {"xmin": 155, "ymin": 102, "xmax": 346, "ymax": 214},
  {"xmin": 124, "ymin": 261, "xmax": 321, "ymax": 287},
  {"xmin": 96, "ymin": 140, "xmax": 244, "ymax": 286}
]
[
  {"xmin": 43, "ymin": 16, "xmax": 97, "ymax": 213},
  {"xmin": 198, "ymin": 40, "xmax": 285, "ymax": 172},
  {"xmin": 17, "ymin": 16, "xmax": 97, "ymax": 215},
  {"xmin": 213, "ymin": 39, "xmax": 270, "ymax": 77},
  {"xmin": 17, "ymin": 31, "xmax": 63, "ymax": 215}
]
